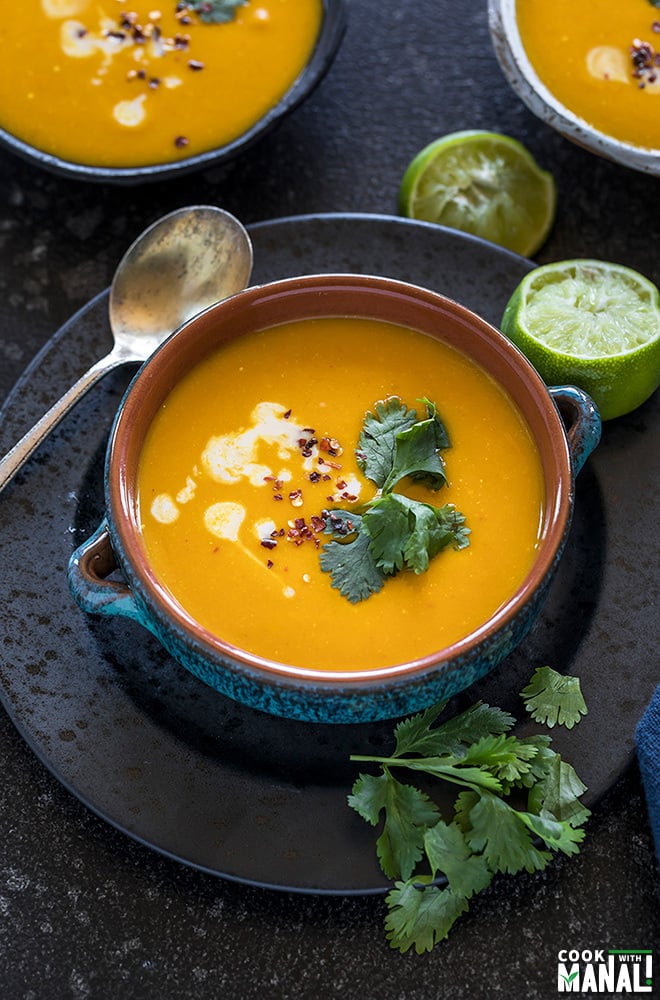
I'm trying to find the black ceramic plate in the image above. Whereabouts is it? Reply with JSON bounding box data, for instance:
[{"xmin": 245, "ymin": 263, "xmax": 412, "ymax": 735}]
[
  {"xmin": 0, "ymin": 214, "xmax": 657, "ymax": 894},
  {"xmin": 0, "ymin": 1, "xmax": 347, "ymax": 185}
]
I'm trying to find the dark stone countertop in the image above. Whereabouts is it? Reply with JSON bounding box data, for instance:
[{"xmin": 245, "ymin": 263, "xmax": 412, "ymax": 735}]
[{"xmin": 0, "ymin": 2, "xmax": 658, "ymax": 998}]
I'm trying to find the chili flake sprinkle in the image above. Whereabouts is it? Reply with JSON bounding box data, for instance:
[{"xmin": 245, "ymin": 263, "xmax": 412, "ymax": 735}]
[{"xmin": 630, "ymin": 34, "xmax": 660, "ymax": 86}]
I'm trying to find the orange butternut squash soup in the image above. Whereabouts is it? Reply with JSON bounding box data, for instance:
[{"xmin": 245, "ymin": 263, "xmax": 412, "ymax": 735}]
[
  {"xmin": 137, "ymin": 318, "xmax": 545, "ymax": 672},
  {"xmin": 517, "ymin": 0, "xmax": 660, "ymax": 149},
  {"xmin": 0, "ymin": 1, "xmax": 322, "ymax": 167}
]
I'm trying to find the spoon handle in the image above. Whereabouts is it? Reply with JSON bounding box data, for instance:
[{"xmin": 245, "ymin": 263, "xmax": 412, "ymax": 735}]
[{"xmin": 0, "ymin": 351, "xmax": 121, "ymax": 494}]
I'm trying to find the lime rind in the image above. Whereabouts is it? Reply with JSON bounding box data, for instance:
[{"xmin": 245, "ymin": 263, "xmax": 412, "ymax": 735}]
[{"xmin": 399, "ymin": 130, "xmax": 556, "ymax": 257}]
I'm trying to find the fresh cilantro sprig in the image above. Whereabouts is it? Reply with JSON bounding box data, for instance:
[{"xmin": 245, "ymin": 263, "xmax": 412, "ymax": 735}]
[
  {"xmin": 348, "ymin": 670, "xmax": 590, "ymax": 954},
  {"xmin": 321, "ymin": 397, "xmax": 469, "ymax": 603},
  {"xmin": 179, "ymin": 0, "xmax": 247, "ymax": 24}
]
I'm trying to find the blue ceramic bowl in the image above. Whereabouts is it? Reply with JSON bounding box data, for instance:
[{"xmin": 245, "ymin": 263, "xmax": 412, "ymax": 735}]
[
  {"xmin": 68, "ymin": 274, "xmax": 601, "ymax": 723},
  {"xmin": 0, "ymin": 0, "xmax": 347, "ymax": 185}
]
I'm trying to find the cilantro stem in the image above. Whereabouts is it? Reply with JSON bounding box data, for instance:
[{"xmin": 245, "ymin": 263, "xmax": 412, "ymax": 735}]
[{"xmin": 349, "ymin": 755, "xmax": 501, "ymax": 793}]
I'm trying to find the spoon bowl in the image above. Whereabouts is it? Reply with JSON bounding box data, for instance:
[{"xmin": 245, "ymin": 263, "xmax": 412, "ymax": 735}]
[{"xmin": 0, "ymin": 205, "xmax": 253, "ymax": 493}]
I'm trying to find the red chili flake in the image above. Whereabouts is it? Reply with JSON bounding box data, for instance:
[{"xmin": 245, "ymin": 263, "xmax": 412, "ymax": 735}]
[
  {"xmin": 174, "ymin": 136, "xmax": 189, "ymax": 148},
  {"xmin": 76, "ymin": 27, "xmax": 88, "ymax": 38},
  {"xmin": 335, "ymin": 479, "xmax": 347, "ymax": 490},
  {"xmin": 319, "ymin": 436, "xmax": 343, "ymax": 456},
  {"xmin": 188, "ymin": 59, "xmax": 205, "ymax": 71},
  {"xmin": 148, "ymin": 77, "xmax": 161, "ymax": 89},
  {"xmin": 297, "ymin": 435, "xmax": 317, "ymax": 458},
  {"xmin": 106, "ymin": 30, "xmax": 127, "ymax": 40},
  {"xmin": 631, "ymin": 37, "xmax": 658, "ymax": 84},
  {"xmin": 137, "ymin": 69, "xmax": 147, "ymax": 79},
  {"xmin": 308, "ymin": 471, "xmax": 321, "ymax": 483},
  {"xmin": 272, "ymin": 494, "xmax": 283, "ymax": 501},
  {"xmin": 283, "ymin": 409, "xmax": 292, "ymax": 419},
  {"xmin": 266, "ymin": 559, "xmax": 274, "ymax": 569},
  {"xmin": 653, "ymin": 22, "xmax": 660, "ymax": 34},
  {"xmin": 310, "ymin": 515, "xmax": 326, "ymax": 532},
  {"xmin": 289, "ymin": 489, "xmax": 304, "ymax": 507},
  {"xmin": 272, "ymin": 479, "xmax": 283, "ymax": 491},
  {"xmin": 260, "ymin": 539, "xmax": 277, "ymax": 550},
  {"xmin": 174, "ymin": 33, "xmax": 190, "ymax": 48}
]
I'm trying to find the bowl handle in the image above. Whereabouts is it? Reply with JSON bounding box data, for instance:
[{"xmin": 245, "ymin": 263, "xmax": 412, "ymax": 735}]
[
  {"xmin": 68, "ymin": 520, "xmax": 143, "ymax": 623},
  {"xmin": 549, "ymin": 385, "xmax": 601, "ymax": 476}
]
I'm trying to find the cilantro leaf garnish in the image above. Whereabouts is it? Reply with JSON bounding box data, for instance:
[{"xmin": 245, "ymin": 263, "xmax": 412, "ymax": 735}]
[
  {"xmin": 347, "ymin": 772, "xmax": 440, "ymax": 881},
  {"xmin": 348, "ymin": 670, "xmax": 590, "ymax": 953},
  {"xmin": 384, "ymin": 880, "xmax": 469, "ymax": 955},
  {"xmin": 364, "ymin": 495, "xmax": 469, "ymax": 575},
  {"xmin": 179, "ymin": 0, "xmax": 247, "ymax": 24},
  {"xmin": 381, "ymin": 398, "xmax": 450, "ymax": 494},
  {"xmin": 521, "ymin": 665, "xmax": 588, "ymax": 729},
  {"xmin": 394, "ymin": 701, "xmax": 514, "ymax": 757},
  {"xmin": 423, "ymin": 820, "xmax": 493, "ymax": 898},
  {"xmin": 319, "ymin": 513, "xmax": 384, "ymax": 604},
  {"xmin": 459, "ymin": 790, "xmax": 552, "ymax": 874},
  {"xmin": 320, "ymin": 396, "xmax": 469, "ymax": 602},
  {"xmin": 356, "ymin": 396, "xmax": 418, "ymax": 488}
]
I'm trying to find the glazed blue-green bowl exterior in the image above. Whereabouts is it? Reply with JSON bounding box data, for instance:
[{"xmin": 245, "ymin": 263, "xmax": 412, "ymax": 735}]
[
  {"xmin": 68, "ymin": 274, "xmax": 601, "ymax": 723},
  {"xmin": 0, "ymin": 0, "xmax": 347, "ymax": 185}
]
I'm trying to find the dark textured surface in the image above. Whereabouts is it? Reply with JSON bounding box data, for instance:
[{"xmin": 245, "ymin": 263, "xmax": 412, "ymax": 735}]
[{"xmin": 0, "ymin": 1, "xmax": 659, "ymax": 997}]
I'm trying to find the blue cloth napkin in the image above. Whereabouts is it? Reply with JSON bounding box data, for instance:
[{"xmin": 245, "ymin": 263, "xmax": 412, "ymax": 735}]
[{"xmin": 635, "ymin": 683, "xmax": 660, "ymax": 860}]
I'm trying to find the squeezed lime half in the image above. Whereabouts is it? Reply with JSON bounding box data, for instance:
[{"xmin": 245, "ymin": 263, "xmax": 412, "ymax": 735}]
[
  {"xmin": 399, "ymin": 130, "xmax": 556, "ymax": 256},
  {"xmin": 501, "ymin": 259, "xmax": 660, "ymax": 420}
]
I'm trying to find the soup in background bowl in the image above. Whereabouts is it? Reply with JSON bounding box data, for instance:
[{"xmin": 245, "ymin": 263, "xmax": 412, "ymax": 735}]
[
  {"xmin": 68, "ymin": 274, "xmax": 601, "ymax": 723},
  {"xmin": 0, "ymin": 0, "xmax": 346, "ymax": 183}
]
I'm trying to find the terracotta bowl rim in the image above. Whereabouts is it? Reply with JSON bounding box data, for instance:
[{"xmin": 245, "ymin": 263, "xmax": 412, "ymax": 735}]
[{"xmin": 106, "ymin": 273, "xmax": 574, "ymax": 689}]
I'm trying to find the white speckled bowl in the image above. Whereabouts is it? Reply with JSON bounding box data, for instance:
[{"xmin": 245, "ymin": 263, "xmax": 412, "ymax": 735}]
[{"xmin": 488, "ymin": 0, "xmax": 660, "ymax": 175}]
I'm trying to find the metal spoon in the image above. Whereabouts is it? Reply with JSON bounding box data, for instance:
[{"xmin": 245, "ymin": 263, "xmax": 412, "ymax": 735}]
[{"xmin": 0, "ymin": 205, "xmax": 253, "ymax": 493}]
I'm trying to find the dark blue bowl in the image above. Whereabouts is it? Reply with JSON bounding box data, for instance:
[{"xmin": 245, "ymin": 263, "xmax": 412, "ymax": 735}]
[
  {"xmin": 68, "ymin": 274, "xmax": 601, "ymax": 723},
  {"xmin": 0, "ymin": 0, "xmax": 347, "ymax": 185}
]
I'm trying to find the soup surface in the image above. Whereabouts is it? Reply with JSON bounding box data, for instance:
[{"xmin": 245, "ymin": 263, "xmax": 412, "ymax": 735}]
[
  {"xmin": 517, "ymin": 0, "xmax": 660, "ymax": 149},
  {"xmin": 137, "ymin": 317, "xmax": 545, "ymax": 672},
  {"xmin": 0, "ymin": 0, "xmax": 322, "ymax": 167}
]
